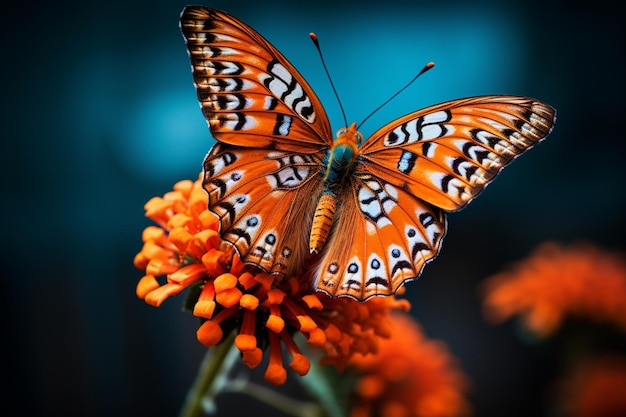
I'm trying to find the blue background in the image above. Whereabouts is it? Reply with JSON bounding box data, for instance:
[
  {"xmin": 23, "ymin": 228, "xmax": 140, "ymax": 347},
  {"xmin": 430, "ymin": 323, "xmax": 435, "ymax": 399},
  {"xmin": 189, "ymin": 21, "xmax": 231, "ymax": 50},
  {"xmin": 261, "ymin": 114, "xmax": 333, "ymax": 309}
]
[{"xmin": 3, "ymin": 0, "xmax": 624, "ymax": 416}]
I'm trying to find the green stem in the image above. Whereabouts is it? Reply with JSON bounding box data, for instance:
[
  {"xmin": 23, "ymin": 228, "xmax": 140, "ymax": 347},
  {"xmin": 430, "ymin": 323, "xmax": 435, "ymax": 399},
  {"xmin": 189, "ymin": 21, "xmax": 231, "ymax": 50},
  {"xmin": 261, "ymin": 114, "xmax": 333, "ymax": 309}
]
[
  {"xmin": 178, "ymin": 331, "xmax": 238, "ymax": 417},
  {"xmin": 223, "ymin": 378, "xmax": 324, "ymax": 417}
]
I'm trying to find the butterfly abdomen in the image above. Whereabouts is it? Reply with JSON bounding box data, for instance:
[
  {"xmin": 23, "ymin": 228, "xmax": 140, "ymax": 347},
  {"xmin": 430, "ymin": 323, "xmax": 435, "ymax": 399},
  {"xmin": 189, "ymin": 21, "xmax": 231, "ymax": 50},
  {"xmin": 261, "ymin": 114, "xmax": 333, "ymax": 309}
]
[{"xmin": 309, "ymin": 192, "xmax": 337, "ymax": 254}]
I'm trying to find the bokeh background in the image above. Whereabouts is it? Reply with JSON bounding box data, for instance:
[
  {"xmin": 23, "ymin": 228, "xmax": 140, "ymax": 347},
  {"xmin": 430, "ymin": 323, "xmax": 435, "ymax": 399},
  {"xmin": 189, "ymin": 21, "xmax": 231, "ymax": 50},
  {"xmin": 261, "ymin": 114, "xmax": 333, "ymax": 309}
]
[{"xmin": 3, "ymin": 0, "xmax": 624, "ymax": 416}]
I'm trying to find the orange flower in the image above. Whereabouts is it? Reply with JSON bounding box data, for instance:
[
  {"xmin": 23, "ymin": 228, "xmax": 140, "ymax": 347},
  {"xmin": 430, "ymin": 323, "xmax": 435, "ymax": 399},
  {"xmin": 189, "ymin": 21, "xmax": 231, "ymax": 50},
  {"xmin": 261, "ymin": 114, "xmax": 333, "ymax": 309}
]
[
  {"xmin": 135, "ymin": 176, "xmax": 410, "ymax": 385},
  {"xmin": 348, "ymin": 313, "xmax": 471, "ymax": 417},
  {"xmin": 556, "ymin": 355, "xmax": 626, "ymax": 417},
  {"xmin": 481, "ymin": 242, "xmax": 626, "ymax": 338}
]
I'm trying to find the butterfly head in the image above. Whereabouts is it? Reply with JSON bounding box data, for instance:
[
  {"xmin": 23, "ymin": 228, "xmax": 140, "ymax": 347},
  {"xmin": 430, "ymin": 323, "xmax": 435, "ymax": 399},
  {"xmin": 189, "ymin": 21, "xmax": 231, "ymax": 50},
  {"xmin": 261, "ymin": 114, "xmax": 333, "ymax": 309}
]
[{"xmin": 335, "ymin": 122, "xmax": 364, "ymax": 147}]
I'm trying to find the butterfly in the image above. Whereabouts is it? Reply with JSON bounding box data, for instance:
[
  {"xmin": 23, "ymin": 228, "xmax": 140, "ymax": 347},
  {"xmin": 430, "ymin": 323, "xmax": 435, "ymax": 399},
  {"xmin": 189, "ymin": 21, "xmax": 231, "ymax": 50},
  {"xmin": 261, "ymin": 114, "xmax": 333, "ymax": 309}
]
[{"xmin": 180, "ymin": 6, "xmax": 556, "ymax": 300}]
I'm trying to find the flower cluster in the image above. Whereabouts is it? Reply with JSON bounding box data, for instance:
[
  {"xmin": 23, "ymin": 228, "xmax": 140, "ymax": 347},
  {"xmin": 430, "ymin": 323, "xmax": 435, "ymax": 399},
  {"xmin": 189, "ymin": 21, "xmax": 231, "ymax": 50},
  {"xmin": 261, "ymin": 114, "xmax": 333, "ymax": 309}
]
[
  {"xmin": 135, "ymin": 177, "xmax": 410, "ymax": 385},
  {"xmin": 556, "ymin": 355, "xmax": 626, "ymax": 417},
  {"xmin": 347, "ymin": 313, "xmax": 471, "ymax": 417},
  {"xmin": 481, "ymin": 242, "xmax": 626, "ymax": 338}
]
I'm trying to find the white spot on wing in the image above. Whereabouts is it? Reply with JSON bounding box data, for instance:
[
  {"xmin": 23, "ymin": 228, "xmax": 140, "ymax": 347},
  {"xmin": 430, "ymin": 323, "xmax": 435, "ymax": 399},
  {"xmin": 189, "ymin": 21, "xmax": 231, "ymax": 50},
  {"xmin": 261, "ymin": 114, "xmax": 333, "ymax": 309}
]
[
  {"xmin": 270, "ymin": 62, "xmax": 292, "ymax": 83},
  {"xmin": 341, "ymin": 256, "xmax": 363, "ymax": 290},
  {"xmin": 398, "ymin": 153, "xmax": 412, "ymax": 172},
  {"xmin": 420, "ymin": 124, "xmax": 446, "ymax": 140},
  {"xmin": 278, "ymin": 115, "xmax": 292, "ymax": 136},
  {"xmin": 253, "ymin": 229, "xmax": 278, "ymax": 261},
  {"xmin": 423, "ymin": 110, "xmax": 449, "ymax": 124}
]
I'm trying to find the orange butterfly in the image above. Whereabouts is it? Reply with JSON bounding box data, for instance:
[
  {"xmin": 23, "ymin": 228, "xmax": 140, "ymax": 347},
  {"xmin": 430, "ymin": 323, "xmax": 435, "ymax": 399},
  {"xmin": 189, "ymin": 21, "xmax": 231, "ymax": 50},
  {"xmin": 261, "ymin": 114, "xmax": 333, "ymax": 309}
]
[{"xmin": 180, "ymin": 6, "xmax": 556, "ymax": 300}]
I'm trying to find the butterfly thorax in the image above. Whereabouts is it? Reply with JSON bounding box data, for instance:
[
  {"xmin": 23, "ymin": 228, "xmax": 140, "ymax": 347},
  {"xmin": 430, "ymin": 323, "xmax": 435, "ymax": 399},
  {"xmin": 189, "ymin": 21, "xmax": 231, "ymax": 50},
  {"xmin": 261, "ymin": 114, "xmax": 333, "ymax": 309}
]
[
  {"xmin": 322, "ymin": 122, "xmax": 362, "ymax": 187},
  {"xmin": 309, "ymin": 123, "xmax": 362, "ymax": 255}
]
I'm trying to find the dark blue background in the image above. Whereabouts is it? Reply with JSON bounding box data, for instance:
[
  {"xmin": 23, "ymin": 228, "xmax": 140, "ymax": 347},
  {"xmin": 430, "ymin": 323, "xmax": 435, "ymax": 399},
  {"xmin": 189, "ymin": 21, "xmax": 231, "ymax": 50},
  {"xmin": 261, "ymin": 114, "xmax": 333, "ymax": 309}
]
[{"xmin": 3, "ymin": 1, "xmax": 624, "ymax": 416}]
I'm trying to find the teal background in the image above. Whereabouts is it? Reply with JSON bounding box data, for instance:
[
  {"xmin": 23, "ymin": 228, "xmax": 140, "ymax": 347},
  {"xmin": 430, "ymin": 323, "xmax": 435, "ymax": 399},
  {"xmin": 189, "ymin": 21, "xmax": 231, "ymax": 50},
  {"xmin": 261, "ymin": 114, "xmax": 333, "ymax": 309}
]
[{"xmin": 2, "ymin": 0, "xmax": 624, "ymax": 416}]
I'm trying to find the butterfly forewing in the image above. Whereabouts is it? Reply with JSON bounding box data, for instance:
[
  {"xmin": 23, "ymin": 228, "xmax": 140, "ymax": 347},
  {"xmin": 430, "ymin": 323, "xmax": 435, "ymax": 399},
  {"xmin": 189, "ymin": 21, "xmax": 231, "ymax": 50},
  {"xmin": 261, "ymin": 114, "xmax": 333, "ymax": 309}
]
[
  {"xmin": 180, "ymin": 6, "xmax": 333, "ymax": 152},
  {"xmin": 358, "ymin": 96, "xmax": 556, "ymax": 211}
]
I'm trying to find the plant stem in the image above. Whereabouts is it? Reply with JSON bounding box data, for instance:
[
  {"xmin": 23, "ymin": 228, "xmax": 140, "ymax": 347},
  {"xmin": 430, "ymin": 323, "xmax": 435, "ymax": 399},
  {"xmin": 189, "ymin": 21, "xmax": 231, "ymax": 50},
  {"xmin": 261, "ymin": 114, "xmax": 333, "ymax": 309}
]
[
  {"xmin": 178, "ymin": 331, "xmax": 238, "ymax": 417},
  {"xmin": 224, "ymin": 378, "xmax": 323, "ymax": 417}
]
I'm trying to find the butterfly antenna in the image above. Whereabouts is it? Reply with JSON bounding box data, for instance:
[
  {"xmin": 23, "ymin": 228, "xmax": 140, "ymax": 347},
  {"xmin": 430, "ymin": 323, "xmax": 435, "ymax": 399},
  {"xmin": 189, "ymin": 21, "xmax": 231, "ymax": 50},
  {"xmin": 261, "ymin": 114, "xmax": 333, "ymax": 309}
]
[
  {"xmin": 357, "ymin": 62, "xmax": 435, "ymax": 130},
  {"xmin": 310, "ymin": 33, "xmax": 348, "ymax": 128}
]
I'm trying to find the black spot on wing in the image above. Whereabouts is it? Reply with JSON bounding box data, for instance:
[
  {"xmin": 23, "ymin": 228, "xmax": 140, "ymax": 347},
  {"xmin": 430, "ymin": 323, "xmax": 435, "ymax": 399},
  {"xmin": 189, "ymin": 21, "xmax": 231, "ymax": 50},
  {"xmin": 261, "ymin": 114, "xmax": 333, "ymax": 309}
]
[
  {"xmin": 391, "ymin": 260, "xmax": 412, "ymax": 276},
  {"xmin": 365, "ymin": 276, "xmax": 389, "ymax": 287}
]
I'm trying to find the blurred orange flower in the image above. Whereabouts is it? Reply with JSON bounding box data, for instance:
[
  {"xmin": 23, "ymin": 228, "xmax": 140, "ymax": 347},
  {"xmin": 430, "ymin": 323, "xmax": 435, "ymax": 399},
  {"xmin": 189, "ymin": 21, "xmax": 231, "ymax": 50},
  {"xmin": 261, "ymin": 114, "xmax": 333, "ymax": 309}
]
[
  {"xmin": 481, "ymin": 242, "xmax": 626, "ymax": 338},
  {"xmin": 134, "ymin": 176, "xmax": 410, "ymax": 385},
  {"xmin": 556, "ymin": 355, "xmax": 626, "ymax": 417},
  {"xmin": 348, "ymin": 313, "xmax": 471, "ymax": 417}
]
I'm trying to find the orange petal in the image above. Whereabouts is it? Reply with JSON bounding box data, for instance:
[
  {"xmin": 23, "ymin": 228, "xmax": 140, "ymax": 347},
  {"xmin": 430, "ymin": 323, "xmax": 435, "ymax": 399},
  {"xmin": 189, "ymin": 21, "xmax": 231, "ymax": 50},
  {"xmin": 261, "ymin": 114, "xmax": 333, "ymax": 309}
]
[
  {"xmin": 144, "ymin": 282, "xmax": 183, "ymax": 307},
  {"xmin": 235, "ymin": 309, "xmax": 257, "ymax": 351},
  {"xmin": 216, "ymin": 287, "xmax": 243, "ymax": 308},
  {"xmin": 297, "ymin": 315, "xmax": 317, "ymax": 332},
  {"xmin": 142, "ymin": 226, "xmax": 166, "ymax": 243},
  {"xmin": 265, "ymin": 332, "xmax": 287, "ymax": 385},
  {"xmin": 188, "ymin": 229, "xmax": 220, "ymax": 258},
  {"xmin": 241, "ymin": 348, "xmax": 263, "ymax": 369},
  {"xmin": 267, "ymin": 288, "xmax": 286, "ymax": 304},
  {"xmin": 254, "ymin": 272, "xmax": 275, "ymax": 290},
  {"xmin": 170, "ymin": 263, "xmax": 207, "ymax": 285},
  {"xmin": 146, "ymin": 258, "xmax": 178, "ymax": 276},
  {"xmin": 193, "ymin": 300, "xmax": 216, "ymax": 319},
  {"xmin": 307, "ymin": 327, "xmax": 326, "ymax": 346},
  {"xmin": 168, "ymin": 227, "xmax": 192, "ymax": 252},
  {"xmin": 214, "ymin": 273, "xmax": 238, "ymax": 292},
  {"xmin": 240, "ymin": 294, "xmax": 259, "ymax": 310},
  {"xmin": 144, "ymin": 197, "xmax": 171, "ymax": 218},
  {"xmin": 289, "ymin": 353, "xmax": 310, "ymax": 376},
  {"xmin": 266, "ymin": 314, "xmax": 285, "ymax": 333},
  {"xmin": 235, "ymin": 334, "xmax": 257, "ymax": 352},
  {"xmin": 202, "ymin": 249, "xmax": 227, "ymax": 277},
  {"xmin": 198, "ymin": 210, "xmax": 219, "ymax": 232},
  {"xmin": 324, "ymin": 323, "xmax": 342, "ymax": 343},
  {"xmin": 356, "ymin": 375, "xmax": 385, "ymax": 398},
  {"xmin": 168, "ymin": 213, "xmax": 193, "ymax": 229},
  {"xmin": 141, "ymin": 241, "xmax": 170, "ymax": 262},
  {"xmin": 136, "ymin": 275, "xmax": 160, "ymax": 299},
  {"xmin": 194, "ymin": 229, "xmax": 220, "ymax": 248},
  {"xmin": 196, "ymin": 320, "xmax": 223, "ymax": 347},
  {"xmin": 173, "ymin": 179, "xmax": 194, "ymax": 195},
  {"xmin": 238, "ymin": 272, "xmax": 257, "ymax": 290},
  {"xmin": 133, "ymin": 251, "xmax": 149, "ymax": 269},
  {"xmin": 302, "ymin": 294, "xmax": 323, "ymax": 310},
  {"xmin": 265, "ymin": 363, "xmax": 287, "ymax": 386},
  {"xmin": 281, "ymin": 330, "xmax": 310, "ymax": 376}
]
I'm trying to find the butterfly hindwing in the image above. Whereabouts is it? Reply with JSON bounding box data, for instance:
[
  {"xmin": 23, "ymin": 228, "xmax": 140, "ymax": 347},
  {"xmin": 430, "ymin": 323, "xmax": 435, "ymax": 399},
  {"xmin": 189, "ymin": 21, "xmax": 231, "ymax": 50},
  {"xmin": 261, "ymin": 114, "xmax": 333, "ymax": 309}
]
[
  {"xmin": 315, "ymin": 174, "xmax": 446, "ymax": 299},
  {"xmin": 358, "ymin": 96, "xmax": 556, "ymax": 211},
  {"xmin": 180, "ymin": 6, "xmax": 333, "ymax": 153},
  {"xmin": 204, "ymin": 143, "xmax": 324, "ymax": 275}
]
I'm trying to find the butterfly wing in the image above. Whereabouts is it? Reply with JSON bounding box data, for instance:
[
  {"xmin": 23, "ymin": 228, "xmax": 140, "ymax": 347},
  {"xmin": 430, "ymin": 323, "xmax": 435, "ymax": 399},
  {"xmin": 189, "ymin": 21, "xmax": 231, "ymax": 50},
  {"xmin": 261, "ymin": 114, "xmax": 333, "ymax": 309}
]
[
  {"xmin": 314, "ymin": 174, "xmax": 446, "ymax": 300},
  {"xmin": 315, "ymin": 95, "xmax": 555, "ymax": 299},
  {"xmin": 180, "ymin": 6, "xmax": 332, "ymax": 275},
  {"xmin": 180, "ymin": 6, "xmax": 333, "ymax": 151},
  {"xmin": 204, "ymin": 144, "xmax": 323, "ymax": 276},
  {"xmin": 358, "ymin": 95, "xmax": 556, "ymax": 211}
]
